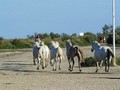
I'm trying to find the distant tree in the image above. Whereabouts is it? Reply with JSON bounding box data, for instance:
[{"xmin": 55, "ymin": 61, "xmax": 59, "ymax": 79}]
[
  {"xmin": 42, "ymin": 33, "xmax": 49, "ymax": 39},
  {"xmin": 50, "ymin": 32, "xmax": 55, "ymax": 39},
  {"xmin": 27, "ymin": 34, "xmax": 34, "ymax": 39},
  {"xmin": 102, "ymin": 24, "xmax": 112, "ymax": 35},
  {"xmin": 71, "ymin": 33, "xmax": 77, "ymax": 37},
  {"xmin": 115, "ymin": 26, "xmax": 120, "ymax": 44},
  {"xmin": 84, "ymin": 32, "xmax": 97, "ymax": 43},
  {"xmin": 84, "ymin": 32, "xmax": 95, "ymax": 36},
  {"xmin": 61, "ymin": 33, "xmax": 70, "ymax": 41},
  {"xmin": 54, "ymin": 33, "xmax": 60, "ymax": 38},
  {"xmin": 0, "ymin": 36, "xmax": 3, "ymax": 40},
  {"xmin": 116, "ymin": 26, "xmax": 120, "ymax": 36}
]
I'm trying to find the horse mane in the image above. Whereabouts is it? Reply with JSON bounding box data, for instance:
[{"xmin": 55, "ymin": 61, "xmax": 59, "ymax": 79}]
[{"xmin": 92, "ymin": 41, "xmax": 101, "ymax": 49}]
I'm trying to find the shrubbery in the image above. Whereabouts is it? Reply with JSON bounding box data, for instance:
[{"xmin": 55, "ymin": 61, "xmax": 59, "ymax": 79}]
[
  {"xmin": 116, "ymin": 57, "xmax": 120, "ymax": 65},
  {"xmin": 0, "ymin": 39, "xmax": 33, "ymax": 49},
  {"xmin": 82, "ymin": 56, "xmax": 120, "ymax": 67},
  {"xmin": 82, "ymin": 57, "xmax": 96, "ymax": 67}
]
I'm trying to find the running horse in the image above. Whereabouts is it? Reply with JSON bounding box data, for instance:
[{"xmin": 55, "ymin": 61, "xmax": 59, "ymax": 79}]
[
  {"xmin": 33, "ymin": 41, "xmax": 50, "ymax": 70},
  {"xmin": 50, "ymin": 41, "xmax": 63, "ymax": 71},
  {"xmin": 65, "ymin": 40, "xmax": 85, "ymax": 72},
  {"xmin": 91, "ymin": 41, "xmax": 114, "ymax": 73}
]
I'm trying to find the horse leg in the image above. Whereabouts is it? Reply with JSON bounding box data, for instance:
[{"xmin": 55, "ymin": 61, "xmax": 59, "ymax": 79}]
[
  {"xmin": 58, "ymin": 57, "xmax": 62, "ymax": 70},
  {"xmin": 95, "ymin": 61, "xmax": 99, "ymax": 73},
  {"xmin": 45, "ymin": 60, "xmax": 48, "ymax": 67},
  {"xmin": 50, "ymin": 59, "xmax": 54, "ymax": 66},
  {"xmin": 53, "ymin": 58, "xmax": 57, "ymax": 71},
  {"xmin": 42, "ymin": 59, "xmax": 46, "ymax": 69},
  {"xmin": 68, "ymin": 57, "xmax": 71, "ymax": 71},
  {"xmin": 70, "ymin": 58, "xmax": 74, "ymax": 71},
  {"xmin": 105, "ymin": 59, "xmax": 110, "ymax": 72},
  {"xmin": 100, "ymin": 60, "xmax": 103, "ymax": 68},
  {"xmin": 107, "ymin": 59, "xmax": 110, "ymax": 72},
  {"xmin": 37, "ymin": 57, "xmax": 41, "ymax": 70},
  {"xmin": 77, "ymin": 55, "xmax": 81, "ymax": 72},
  {"xmin": 104, "ymin": 60, "xmax": 108, "ymax": 72},
  {"xmin": 69, "ymin": 61, "xmax": 71, "ymax": 71},
  {"xmin": 33, "ymin": 57, "xmax": 36, "ymax": 65},
  {"xmin": 55, "ymin": 58, "xmax": 57, "ymax": 71},
  {"xmin": 106, "ymin": 55, "xmax": 112, "ymax": 72}
]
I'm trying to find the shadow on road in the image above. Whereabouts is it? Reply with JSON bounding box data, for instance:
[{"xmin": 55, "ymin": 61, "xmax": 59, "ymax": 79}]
[{"xmin": 92, "ymin": 76, "xmax": 120, "ymax": 79}]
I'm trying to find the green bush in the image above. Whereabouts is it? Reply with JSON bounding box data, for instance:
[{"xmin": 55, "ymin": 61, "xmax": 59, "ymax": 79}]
[
  {"xmin": 0, "ymin": 40, "xmax": 15, "ymax": 49},
  {"xmin": 82, "ymin": 57, "xmax": 120, "ymax": 67},
  {"xmin": 116, "ymin": 57, "xmax": 120, "ymax": 66},
  {"xmin": 10, "ymin": 39, "xmax": 32, "ymax": 48},
  {"xmin": 82, "ymin": 57, "xmax": 96, "ymax": 67}
]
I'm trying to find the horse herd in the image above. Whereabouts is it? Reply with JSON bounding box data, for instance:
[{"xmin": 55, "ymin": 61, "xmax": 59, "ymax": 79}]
[{"xmin": 33, "ymin": 40, "xmax": 114, "ymax": 73}]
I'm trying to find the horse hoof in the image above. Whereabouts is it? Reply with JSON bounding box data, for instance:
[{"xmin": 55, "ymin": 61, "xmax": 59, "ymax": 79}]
[
  {"xmin": 42, "ymin": 67, "xmax": 44, "ymax": 69},
  {"xmin": 45, "ymin": 65, "xmax": 48, "ymax": 67},
  {"xmin": 59, "ymin": 68, "xmax": 61, "ymax": 70},
  {"xmin": 37, "ymin": 67, "xmax": 39, "ymax": 70},
  {"xmin": 70, "ymin": 69, "xmax": 73, "ymax": 72},
  {"xmin": 53, "ymin": 69, "xmax": 56, "ymax": 71},
  {"xmin": 95, "ymin": 69, "xmax": 98, "ymax": 73},
  {"xmin": 50, "ymin": 63, "xmax": 53, "ymax": 66},
  {"xmin": 33, "ymin": 62, "xmax": 36, "ymax": 65},
  {"xmin": 105, "ymin": 70, "xmax": 110, "ymax": 72}
]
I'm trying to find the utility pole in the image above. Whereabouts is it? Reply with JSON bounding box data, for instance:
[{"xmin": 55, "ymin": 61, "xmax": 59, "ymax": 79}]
[{"xmin": 112, "ymin": 0, "xmax": 117, "ymax": 66}]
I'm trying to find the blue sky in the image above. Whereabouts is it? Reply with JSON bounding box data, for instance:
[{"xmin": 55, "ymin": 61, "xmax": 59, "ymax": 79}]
[{"xmin": 0, "ymin": 0, "xmax": 120, "ymax": 39}]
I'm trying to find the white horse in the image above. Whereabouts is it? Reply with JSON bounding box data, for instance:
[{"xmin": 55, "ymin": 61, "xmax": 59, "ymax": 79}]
[
  {"xmin": 91, "ymin": 41, "xmax": 114, "ymax": 73},
  {"xmin": 33, "ymin": 42, "xmax": 40, "ymax": 65},
  {"xmin": 50, "ymin": 41, "xmax": 63, "ymax": 71},
  {"xmin": 33, "ymin": 41, "xmax": 50, "ymax": 70},
  {"xmin": 37, "ymin": 42, "xmax": 50, "ymax": 70}
]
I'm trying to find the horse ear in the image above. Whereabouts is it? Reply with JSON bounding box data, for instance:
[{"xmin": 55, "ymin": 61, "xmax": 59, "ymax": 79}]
[
  {"xmin": 92, "ymin": 41, "xmax": 98, "ymax": 44},
  {"xmin": 94, "ymin": 41, "xmax": 98, "ymax": 43},
  {"xmin": 65, "ymin": 40, "xmax": 68, "ymax": 44}
]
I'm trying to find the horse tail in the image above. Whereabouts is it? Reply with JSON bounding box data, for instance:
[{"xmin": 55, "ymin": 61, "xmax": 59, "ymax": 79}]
[
  {"xmin": 78, "ymin": 48, "xmax": 85, "ymax": 63},
  {"xmin": 107, "ymin": 48, "xmax": 114, "ymax": 58},
  {"xmin": 39, "ymin": 47, "xmax": 43, "ymax": 59},
  {"xmin": 107, "ymin": 48, "xmax": 114, "ymax": 64},
  {"xmin": 58, "ymin": 47, "xmax": 64, "ymax": 60}
]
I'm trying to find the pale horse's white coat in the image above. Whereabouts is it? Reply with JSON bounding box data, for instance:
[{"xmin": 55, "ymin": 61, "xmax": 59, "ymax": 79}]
[
  {"xmin": 33, "ymin": 42, "xmax": 40, "ymax": 65},
  {"xmin": 33, "ymin": 42, "xmax": 50, "ymax": 70},
  {"xmin": 50, "ymin": 41, "xmax": 63, "ymax": 71},
  {"xmin": 91, "ymin": 41, "xmax": 114, "ymax": 73}
]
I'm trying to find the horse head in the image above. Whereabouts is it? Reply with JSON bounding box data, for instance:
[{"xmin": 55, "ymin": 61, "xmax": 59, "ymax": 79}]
[
  {"xmin": 34, "ymin": 42, "xmax": 40, "ymax": 48},
  {"xmin": 65, "ymin": 40, "xmax": 73, "ymax": 51},
  {"xmin": 40, "ymin": 41, "xmax": 45, "ymax": 46},
  {"xmin": 50, "ymin": 41, "xmax": 60, "ymax": 49},
  {"xmin": 65, "ymin": 40, "xmax": 72, "ymax": 46},
  {"xmin": 91, "ymin": 41, "xmax": 101, "ymax": 52}
]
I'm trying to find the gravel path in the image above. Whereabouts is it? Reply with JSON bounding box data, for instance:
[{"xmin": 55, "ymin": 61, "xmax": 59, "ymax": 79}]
[{"xmin": 0, "ymin": 47, "xmax": 120, "ymax": 90}]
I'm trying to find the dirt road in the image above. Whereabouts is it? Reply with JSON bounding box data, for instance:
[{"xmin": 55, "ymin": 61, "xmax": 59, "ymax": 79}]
[{"xmin": 0, "ymin": 47, "xmax": 120, "ymax": 90}]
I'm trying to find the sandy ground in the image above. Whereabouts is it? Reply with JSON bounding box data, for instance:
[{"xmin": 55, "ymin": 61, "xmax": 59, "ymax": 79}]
[{"xmin": 0, "ymin": 47, "xmax": 120, "ymax": 90}]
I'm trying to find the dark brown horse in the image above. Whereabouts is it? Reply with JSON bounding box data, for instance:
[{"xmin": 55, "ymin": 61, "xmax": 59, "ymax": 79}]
[{"xmin": 65, "ymin": 40, "xmax": 85, "ymax": 72}]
